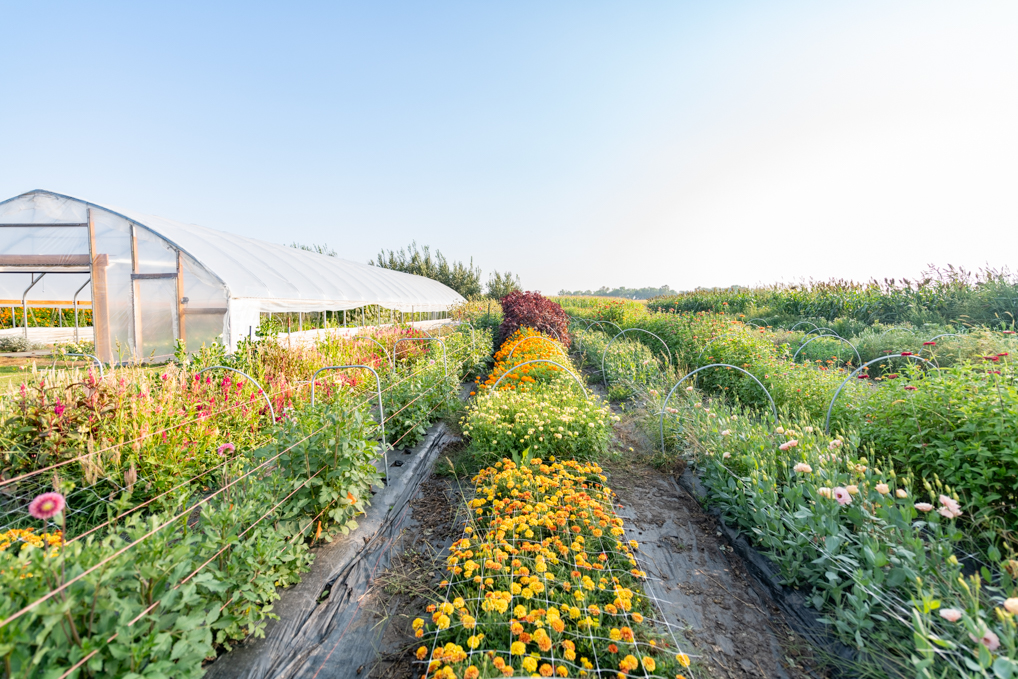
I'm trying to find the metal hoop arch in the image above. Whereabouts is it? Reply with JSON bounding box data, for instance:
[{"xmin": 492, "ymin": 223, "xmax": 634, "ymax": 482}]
[
  {"xmin": 659, "ymin": 364, "xmax": 777, "ymax": 454},
  {"xmin": 823, "ymin": 354, "xmax": 937, "ymax": 434},
  {"xmin": 456, "ymin": 320, "xmax": 476, "ymax": 351},
  {"xmin": 196, "ymin": 366, "xmax": 276, "ymax": 422},
  {"xmin": 311, "ymin": 365, "xmax": 387, "ymax": 485},
  {"xmin": 747, "ymin": 318, "xmax": 769, "ymax": 326},
  {"xmin": 804, "ymin": 327, "xmax": 837, "ymax": 337},
  {"xmin": 393, "ymin": 337, "xmax": 448, "ymax": 378},
  {"xmin": 792, "ymin": 334, "xmax": 862, "ymax": 367},
  {"xmin": 588, "ymin": 320, "xmax": 623, "ymax": 336},
  {"xmin": 505, "ymin": 335, "xmax": 567, "ymax": 363},
  {"xmin": 789, "ymin": 320, "xmax": 819, "ymax": 332},
  {"xmin": 600, "ymin": 329, "xmax": 673, "ymax": 386},
  {"xmin": 355, "ymin": 336, "xmax": 392, "ymax": 368},
  {"xmin": 919, "ymin": 333, "xmax": 966, "ymax": 353},
  {"xmin": 60, "ymin": 353, "xmax": 105, "ymax": 378},
  {"xmin": 489, "ymin": 359, "xmax": 588, "ymax": 398}
]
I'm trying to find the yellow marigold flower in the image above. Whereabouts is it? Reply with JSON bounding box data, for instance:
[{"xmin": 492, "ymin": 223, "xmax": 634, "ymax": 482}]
[
  {"xmin": 452, "ymin": 597, "xmax": 465, "ymax": 608},
  {"xmin": 675, "ymin": 653, "xmax": 691, "ymax": 668},
  {"xmin": 436, "ymin": 614, "xmax": 450, "ymax": 630},
  {"xmin": 642, "ymin": 656, "xmax": 656, "ymax": 672},
  {"xmin": 609, "ymin": 628, "xmax": 621, "ymax": 641},
  {"xmin": 416, "ymin": 647, "xmax": 428, "ymax": 660},
  {"xmin": 522, "ymin": 657, "xmax": 538, "ymax": 673},
  {"xmin": 462, "ymin": 615, "xmax": 476, "ymax": 630},
  {"xmin": 556, "ymin": 666, "xmax": 568, "ymax": 677},
  {"xmin": 619, "ymin": 655, "xmax": 639, "ymax": 672},
  {"xmin": 412, "ymin": 618, "xmax": 424, "ymax": 630},
  {"xmin": 467, "ymin": 635, "xmax": 482, "ymax": 649},
  {"xmin": 511, "ymin": 641, "xmax": 526, "ymax": 655},
  {"xmin": 514, "ymin": 605, "xmax": 528, "ymax": 618},
  {"xmin": 564, "ymin": 648, "xmax": 576, "ymax": 661},
  {"xmin": 440, "ymin": 602, "xmax": 455, "ymax": 616}
]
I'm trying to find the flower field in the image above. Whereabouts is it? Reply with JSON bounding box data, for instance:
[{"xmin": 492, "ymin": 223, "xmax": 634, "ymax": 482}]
[
  {"xmin": 558, "ymin": 298, "xmax": 1018, "ymax": 678},
  {"xmin": 0, "ymin": 322, "xmax": 490, "ymax": 678}
]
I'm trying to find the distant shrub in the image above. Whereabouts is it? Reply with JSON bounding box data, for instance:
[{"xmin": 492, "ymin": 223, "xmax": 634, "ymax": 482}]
[{"xmin": 498, "ymin": 290, "xmax": 571, "ymax": 348}]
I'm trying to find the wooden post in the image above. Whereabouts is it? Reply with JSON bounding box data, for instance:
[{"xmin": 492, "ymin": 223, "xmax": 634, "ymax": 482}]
[
  {"xmin": 87, "ymin": 209, "xmax": 113, "ymax": 363},
  {"xmin": 176, "ymin": 251, "xmax": 186, "ymax": 344}
]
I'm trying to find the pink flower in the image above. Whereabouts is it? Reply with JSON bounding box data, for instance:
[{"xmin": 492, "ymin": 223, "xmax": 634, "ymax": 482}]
[
  {"xmin": 900, "ymin": 351, "xmax": 913, "ymax": 356},
  {"xmin": 939, "ymin": 608, "xmax": 962, "ymax": 622},
  {"xmin": 828, "ymin": 439, "xmax": 843, "ymax": 450},
  {"xmin": 876, "ymin": 483, "xmax": 890, "ymax": 495},
  {"xmin": 54, "ymin": 400, "xmax": 65, "ymax": 417},
  {"xmin": 915, "ymin": 502, "xmax": 934, "ymax": 512},
  {"xmin": 923, "ymin": 341, "xmax": 936, "ymax": 346},
  {"xmin": 28, "ymin": 492, "xmax": 66, "ymax": 520},
  {"xmin": 793, "ymin": 463, "xmax": 812, "ymax": 473},
  {"xmin": 970, "ymin": 630, "xmax": 1000, "ymax": 651},
  {"xmin": 904, "ymin": 385, "xmax": 917, "ymax": 391},
  {"xmin": 833, "ymin": 487, "xmax": 852, "ymax": 505},
  {"xmin": 937, "ymin": 495, "xmax": 962, "ymax": 518},
  {"xmin": 217, "ymin": 443, "xmax": 235, "ymax": 455},
  {"xmin": 779, "ymin": 439, "xmax": 798, "ymax": 451}
]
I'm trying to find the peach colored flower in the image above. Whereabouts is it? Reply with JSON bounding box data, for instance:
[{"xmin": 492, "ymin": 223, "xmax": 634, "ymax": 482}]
[
  {"xmin": 939, "ymin": 608, "xmax": 962, "ymax": 622},
  {"xmin": 915, "ymin": 502, "xmax": 934, "ymax": 512},
  {"xmin": 970, "ymin": 630, "xmax": 1000, "ymax": 651},
  {"xmin": 793, "ymin": 463, "xmax": 813, "ymax": 473},
  {"xmin": 875, "ymin": 483, "xmax": 890, "ymax": 495}
]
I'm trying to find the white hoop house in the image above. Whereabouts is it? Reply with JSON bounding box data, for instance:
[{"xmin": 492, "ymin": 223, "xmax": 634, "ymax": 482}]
[{"xmin": 0, "ymin": 190, "xmax": 464, "ymax": 362}]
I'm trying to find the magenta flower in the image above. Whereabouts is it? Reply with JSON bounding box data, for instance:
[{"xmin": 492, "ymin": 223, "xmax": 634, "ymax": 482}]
[
  {"xmin": 217, "ymin": 443, "xmax": 235, "ymax": 455},
  {"xmin": 28, "ymin": 492, "xmax": 66, "ymax": 520},
  {"xmin": 900, "ymin": 351, "xmax": 913, "ymax": 356},
  {"xmin": 904, "ymin": 385, "xmax": 917, "ymax": 391},
  {"xmin": 833, "ymin": 487, "xmax": 852, "ymax": 506},
  {"xmin": 54, "ymin": 400, "xmax": 65, "ymax": 416},
  {"xmin": 922, "ymin": 341, "xmax": 936, "ymax": 346}
]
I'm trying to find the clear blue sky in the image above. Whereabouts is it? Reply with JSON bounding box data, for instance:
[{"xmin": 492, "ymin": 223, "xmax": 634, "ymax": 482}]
[{"xmin": 2, "ymin": 2, "xmax": 1016, "ymax": 293}]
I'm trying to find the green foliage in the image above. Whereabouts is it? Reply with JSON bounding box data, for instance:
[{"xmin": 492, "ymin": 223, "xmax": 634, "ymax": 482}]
[
  {"xmin": 372, "ymin": 241, "xmax": 483, "ymax": 299},
  {"xmin": 462, "ymin": 381, "xmax": 617, "ymax": 467},
  {"xmin": 557, "ymin": 285, "xmax": 675, "ymax": 300},
  {"xmin": 645, "ymin": 266, "xmax": 1018, "ymax": 331},
  {"xmin": 485, "ymin": 270, "xmax": 521, "ymax": 300}
]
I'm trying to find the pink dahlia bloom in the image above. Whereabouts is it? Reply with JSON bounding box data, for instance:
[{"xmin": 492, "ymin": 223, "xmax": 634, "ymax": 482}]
[{"xmin": 28, "ymin": 492, "xmax": 66, "ymax": 520}]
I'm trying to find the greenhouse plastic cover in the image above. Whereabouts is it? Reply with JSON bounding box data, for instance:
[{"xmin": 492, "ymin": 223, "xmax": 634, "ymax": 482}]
[{"xmin": 0, "ymin": 190, "xmax": 465, "ymax": 314}]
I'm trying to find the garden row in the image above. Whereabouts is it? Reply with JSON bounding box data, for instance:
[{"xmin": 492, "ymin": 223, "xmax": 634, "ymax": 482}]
[
  {"xmin": 0, "ymin": 323, "xmax": 490, "ymax": 678},
  {"xmin": 563, "ymin": 312, "xmax": 1018, "ymax": 678},
  {"xmin": 413, "ymin": 314, "xmax": 697, "ymax": 679}
]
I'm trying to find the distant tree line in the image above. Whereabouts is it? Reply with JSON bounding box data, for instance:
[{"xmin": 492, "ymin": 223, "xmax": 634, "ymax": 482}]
[
  {"xmin": 291, "ymin": 241, "xmax": 520, "ymax": 300},
  {"xmin": 557, "ymin": 285, "xmax": 676, "ymax": 300}
]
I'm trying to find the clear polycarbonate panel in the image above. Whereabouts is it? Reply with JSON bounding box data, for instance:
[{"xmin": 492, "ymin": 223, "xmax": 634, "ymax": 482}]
[
  {"xmin": 134, "ymin": 225, "xmax": 177, "ymax": 273},
  {"xmin": 138, "ymin": 278, "xmax": 178, "ymax": 361},
  {"xmin": 183, "ymin": 312, "xmax": 227, "ymax": 352},
  {"xmin": 90, "ymin": 208, "xmax": 136, "ymax": 357}
]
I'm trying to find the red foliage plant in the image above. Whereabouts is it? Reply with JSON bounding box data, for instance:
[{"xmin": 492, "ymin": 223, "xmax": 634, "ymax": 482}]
[{"xmin": 497, "ymin": 290, "xmax": 571, "ymax": 348}]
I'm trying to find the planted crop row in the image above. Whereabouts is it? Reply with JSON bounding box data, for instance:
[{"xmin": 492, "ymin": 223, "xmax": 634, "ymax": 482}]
[
  {"xmin": 0, "ymin": 324, "xmax": 490, "ymax": 677},
  {"xmin": 417, "ymin": 315, "xmax": 695, "ymax": 679}
]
